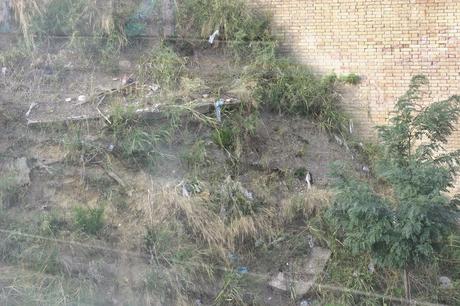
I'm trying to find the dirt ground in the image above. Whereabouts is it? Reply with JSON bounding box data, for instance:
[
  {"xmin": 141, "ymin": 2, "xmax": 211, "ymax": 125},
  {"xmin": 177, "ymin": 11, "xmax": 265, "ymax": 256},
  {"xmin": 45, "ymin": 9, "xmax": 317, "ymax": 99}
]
[{"xmin": 0, "ymin": 38, "xmax": 364, "ymax": 305}]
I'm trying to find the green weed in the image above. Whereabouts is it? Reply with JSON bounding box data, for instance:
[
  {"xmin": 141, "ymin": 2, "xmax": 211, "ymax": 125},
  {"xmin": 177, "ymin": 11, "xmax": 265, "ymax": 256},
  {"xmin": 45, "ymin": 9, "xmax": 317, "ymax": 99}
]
[
  {"xmin": 138, "ymin": 45, "xmax": 187, "ymax": 88},
  {"xmin": 74, "ymin": 206, "xmax": 104, "ymax": 235}
]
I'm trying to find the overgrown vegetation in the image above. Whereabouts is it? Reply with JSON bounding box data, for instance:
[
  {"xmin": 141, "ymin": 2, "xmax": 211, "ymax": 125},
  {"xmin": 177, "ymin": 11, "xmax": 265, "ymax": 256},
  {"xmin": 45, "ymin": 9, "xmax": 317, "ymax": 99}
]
[
  {"xmin": 3, "ymin": 0, "xmax": 459, "ymax": 305},
  {"xmin": 328, "ymin": 75, "xmax": 460, "ymax": 300}
]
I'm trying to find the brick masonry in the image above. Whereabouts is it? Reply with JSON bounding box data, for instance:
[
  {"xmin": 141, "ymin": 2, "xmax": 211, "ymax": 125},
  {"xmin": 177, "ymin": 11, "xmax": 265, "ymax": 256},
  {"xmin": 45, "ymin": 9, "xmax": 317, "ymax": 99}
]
[{"xmin": 250, "ymin": 0, "xmax": 460, "ymax": 193}]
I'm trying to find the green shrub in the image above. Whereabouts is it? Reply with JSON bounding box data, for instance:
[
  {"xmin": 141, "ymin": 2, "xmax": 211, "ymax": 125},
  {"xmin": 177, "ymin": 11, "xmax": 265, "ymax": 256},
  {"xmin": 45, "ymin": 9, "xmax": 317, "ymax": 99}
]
[
  {"xmin": 327, "ymin": 76, "xmax": 460, "ymax": 290},
  {"xmin": 74, "ymin": 206, "xmax": 104, "ymax": 235},
  {"xmin": 138, "ymin": 45, "xmax": 186, "ymax": 88}
]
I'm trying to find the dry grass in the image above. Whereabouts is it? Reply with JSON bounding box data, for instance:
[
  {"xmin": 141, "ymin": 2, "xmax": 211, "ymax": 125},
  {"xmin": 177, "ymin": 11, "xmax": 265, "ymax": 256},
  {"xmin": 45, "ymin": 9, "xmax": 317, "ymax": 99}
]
[
  {"xmin": 10, "ymin": 0, "xmax": 42, "ymax": 48},
  {"xmin": 281, "ymin": 187, "xmax": 333, "ymax": 223}
]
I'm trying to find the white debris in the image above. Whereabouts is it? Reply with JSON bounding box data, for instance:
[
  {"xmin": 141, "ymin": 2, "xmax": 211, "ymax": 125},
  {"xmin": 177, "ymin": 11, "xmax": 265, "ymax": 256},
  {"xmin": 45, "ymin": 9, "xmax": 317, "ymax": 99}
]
[
  {"xmin": 77, "ymin": 95, "xmax": 86, "ymax": 103},
  {"xmin": 149, "ymin": 84, "xmax": 160, "ymax": 92},
  {"xmin": 208, "ymin": 29, "xmax": 220, "ymax": 44},
  {"xmin": 349, "ymin": 119, "xmax": 354, "ymax": 134},
  {"xmin": 65, "ymin": 97, "xmax": 72, "ymax": 102},
  {"xmin": 215, "ymin": 99, "xmax": 224, "ymax": 122},
  {"xmin": 439, "ymin": 276, "xmax": 452, "ymax": 289},
  {"xmin": 334, "ymin": 134, "xmax": 343, "ymax": 146},
  {"xmin": 305, "ymin": 171, "xmax": 312, "ymax": 189},
  {"xmin": 182, "ymin": 185, "xmax": 190, "ymax": 198},
  {"xmin": 1, "ymin": 67, "xmax": 6, "ymax": 77},
  {"xmin": 25, "ymin": 102, "xmax": 37, "ymax": 117}
]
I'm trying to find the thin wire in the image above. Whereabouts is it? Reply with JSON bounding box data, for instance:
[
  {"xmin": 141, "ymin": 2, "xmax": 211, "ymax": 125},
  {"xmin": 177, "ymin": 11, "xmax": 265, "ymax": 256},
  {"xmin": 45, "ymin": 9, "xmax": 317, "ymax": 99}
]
[{"xmin": 0, "ymin": 228, "xmax": 446, "ymax": 306}]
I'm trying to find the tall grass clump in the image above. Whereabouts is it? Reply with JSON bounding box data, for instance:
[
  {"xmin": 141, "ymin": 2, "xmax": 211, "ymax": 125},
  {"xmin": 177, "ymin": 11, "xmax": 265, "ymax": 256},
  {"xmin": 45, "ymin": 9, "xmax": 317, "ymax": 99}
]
[
  {"xmin": 176, "ymin": 0, "xmax": 275, "ymax": 60},
  {"xmin": 138, "ymin": 45, "xmax": 187, "ymax": 88},
  {"xmin": 249, "ymin": 57, "xmax": 349, "ymax": 133}
]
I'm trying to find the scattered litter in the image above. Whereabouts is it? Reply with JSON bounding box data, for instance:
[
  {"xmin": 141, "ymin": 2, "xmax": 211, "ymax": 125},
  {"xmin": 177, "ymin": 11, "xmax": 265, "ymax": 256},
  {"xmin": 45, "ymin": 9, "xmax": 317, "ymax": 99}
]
[
  {"xmin": 149, "ymin": 84, "xmax": 160, "ymax": 92},
  {"xmin": 25, "ymin": 102, "xmax": 38, "ymax": 117},
  {"xmin": 306, "ymin": 235, "xmax": 315, "ymax": 248},
  {"xmin": 215, "ymin": 99, "xmax": 224, "ymax": 122},
  {"xmin": 107, "ymin": 144, "xmax": 115, "ymax": 152},
  {"xmin": 334, "ymin": 134, "xmax": 343, "ymax": 146},
  {"xmin": 362, "ymin": 165, "xmax": 370, "ymax": 174},
  {"xmin": 202, "ymin": 93, "xmax": 209, "ymax": 98},
  {"xmin": 208, "ymin": 29, "xmax": 220, "ymax": 44},
  {"xmin": 228, "ymin": 252, "xmax": 239, "ymax": 263},
  {"xmin": 121, "ymin": 74, "xmax": 135, "ymax": 86},
  {"xmin": 77, "ymin": 95, "xmax": 86, "ymax": 103},
  {"xmin": 1, "ymin": 67, "xmax": 6, "ymax": 77},
  {"xmin": 41, "ymin": 205, "xmax": 49, "ymax": 210},
  {"xmin": 225, "ymin": 98, "xmax": 232, "ymax": 103},
  {"xmin": 349, "ymin": 119, "xmax": 354, "ymax": 134},
  {"xmin": 300, "ymin": 299, "xmax": 312, "ymax": 306},
  {"xmin": 305, "ymin": 171, "xmax": 313, "ymax": 189},
  {"xmin": 182, "ymin": 184, "xmax": 190, "ymax": 198},
  {"xmin": 368, "ymin": 261, "xmax": 375, "ymax": 274},
  {"xmin": 237, "ymin": 266, "xmax": 248, "ymax": 274},
  {"xmin": 43, "ymin": 65, "xmax": 53, "ymax": 75},
  {"xmin": 194, "ymin": 299, "xmax": 203, "ymax": 306},
  {"xmin": 112, "ymin": 77, "xmax": 119, "ymax": 81},
  {"xmin": 439, "ymin": 276, "xmax": 452, "ymax": 289},
  {"xmin": 65, "ymin": 97, "xmax": 72, "ymax": 102}
]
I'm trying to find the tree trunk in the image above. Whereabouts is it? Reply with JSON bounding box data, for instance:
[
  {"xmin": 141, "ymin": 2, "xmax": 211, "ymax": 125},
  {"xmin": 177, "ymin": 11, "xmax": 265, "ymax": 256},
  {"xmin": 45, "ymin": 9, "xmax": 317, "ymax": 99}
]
[{"xmin": 403, "ymin": 268, "xmax": 411, "ymax": 305}]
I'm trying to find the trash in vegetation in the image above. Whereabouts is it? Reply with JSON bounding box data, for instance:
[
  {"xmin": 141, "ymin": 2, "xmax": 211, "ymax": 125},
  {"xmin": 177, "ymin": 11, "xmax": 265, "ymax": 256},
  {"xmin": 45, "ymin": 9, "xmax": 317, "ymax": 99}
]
[
  {"xmin": 268, "ymin": 247, "xmax": 331, "ymax": 295},
  {"xmin": 121, "ymin": 74, "xmax": 135, "ymax": 86},
  {"xmin": 362, "ymin": 165, "xmax": 370, "ymax": 175},
  {"xmin": 77, "ymin": 95, "xmax": 86, "ymax": 103},
  {"xmin": 306, "ymin": 235, "xmax": 315, "ymax": 248},
  {"xmin": 439, "ymin": 276, "xmax": 452, "ymax": 289},
  {"xmin": 215, "ymin": 99, "xmax": 224, "ymax": 122},
  {"xmin": 43, "ymin": 65, "xmax": 53, "ymax": 75},
  {"xmin": 228, "ymin": 252, "xmax": 239, "ymax": 263},
  {"xmin": 25, "ymin": 102, "xmax": 37, "ymax": 117},
  {"xmin": 368, "ymin": 261, "xmax": 375, "ymax": 274},
  {"xmin": 1, "ymin": 67, "xmax": 6, "ymax": 77},
  {"xmin": 182, "ymin": 184, "xmax": 190, "ymax": 198},
  {"xmin": 202, "ymin": 94, "xmax": 209, "ymax": 98},
  {"xmin": 208, "ymin": 29, "xmax": 220, "ymax": 44},
  {"xmin": 107, "ymin": 144, "xmax": 115, "ymax": 152},
  {"xmin": 305, "ymin": 171, "xmax": 313, "ymax": 189},
  {"xmin": 349, "ymin": 119, "xmax": 354, "ymax": 134},
  {"xmin": 334, "ymin": 134, "xmax": 343, "ymax": 146},
  {"xmin": 65, "ymin": 98, "xmax": 72, "ymax": 102},
  {"xmin": 112, "ymin": 77, "xmax": 119, "ymax": 81},
  {"xmin": 237, "ymin": 266, "xmax": 249, "ymax": 274},
  {"xmin": 300, "ymin": 299, "xmax": 312, "ymax": 306}
]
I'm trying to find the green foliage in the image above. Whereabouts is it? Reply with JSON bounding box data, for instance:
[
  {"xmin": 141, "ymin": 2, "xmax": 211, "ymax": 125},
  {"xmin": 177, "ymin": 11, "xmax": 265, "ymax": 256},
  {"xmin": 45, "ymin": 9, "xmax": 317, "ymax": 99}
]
[
  {"xmin": 339, "ymin": 73, "xmax": 361, "ymax": 85},
  {"xmin": 328, "ymin": 75, "xmax": 460, "ymax": 270},
  {"xmin": 176, "ymin": 0, "xmax": 275, "ymax": 60},
  {"xmin": 253, "ymin": 60, "xmax": 348, "ymax": 133},
  {"xmin": 74, "ymin": 206, "xmax": 104, "ymax": 235},
  {"xmin": 214, "ymin": 272, "xmax": 245, "ymax": 305},
  {"xmin": 212, "ymin": 125, "xmax": 236, "ymax": 151},
  {"xmin": 138, "ymin": 45, "xmax": 187, "ymax": 88}
]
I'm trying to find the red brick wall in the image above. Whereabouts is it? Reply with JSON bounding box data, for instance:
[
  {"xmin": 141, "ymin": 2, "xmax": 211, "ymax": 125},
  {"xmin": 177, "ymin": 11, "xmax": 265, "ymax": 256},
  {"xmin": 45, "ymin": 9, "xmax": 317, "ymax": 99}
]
[{"xmin": 250, "ymin": 0, "xmax": 460, "ymax": 193}]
